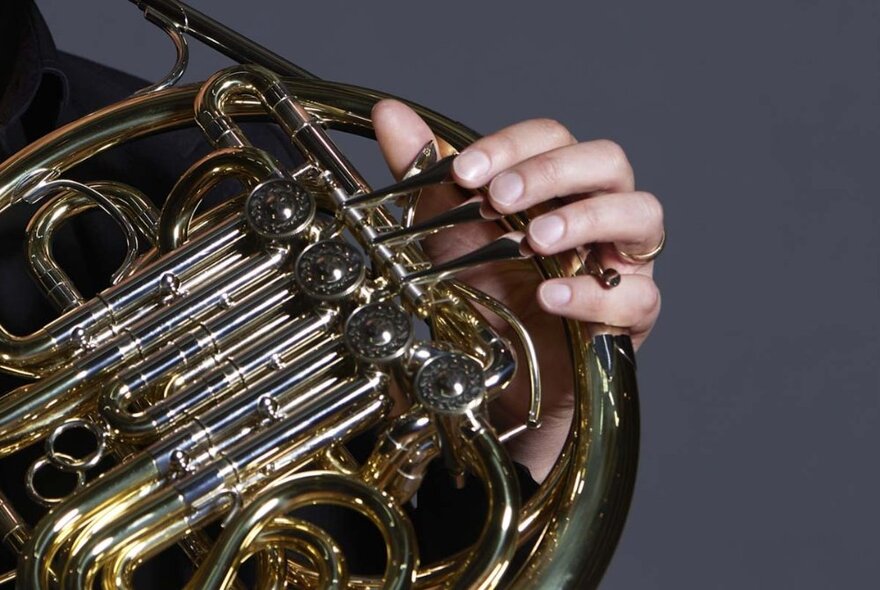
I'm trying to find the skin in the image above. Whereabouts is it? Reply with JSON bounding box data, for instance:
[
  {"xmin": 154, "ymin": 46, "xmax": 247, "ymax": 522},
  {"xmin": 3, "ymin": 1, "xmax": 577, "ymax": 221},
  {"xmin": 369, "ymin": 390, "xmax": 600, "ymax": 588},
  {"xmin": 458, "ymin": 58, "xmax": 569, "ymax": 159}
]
[{"xmin": 372, "ymin": 100, "xmax": 663, "ymax": 482}]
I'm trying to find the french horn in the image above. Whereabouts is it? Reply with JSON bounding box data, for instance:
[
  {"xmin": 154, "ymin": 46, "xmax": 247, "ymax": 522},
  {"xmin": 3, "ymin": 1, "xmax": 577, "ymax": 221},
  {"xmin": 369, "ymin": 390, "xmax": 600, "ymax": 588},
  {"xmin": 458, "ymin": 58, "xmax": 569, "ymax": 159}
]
[{"xmin": 0, "ymin": 1, "xmax": 639, "ymax": 588}]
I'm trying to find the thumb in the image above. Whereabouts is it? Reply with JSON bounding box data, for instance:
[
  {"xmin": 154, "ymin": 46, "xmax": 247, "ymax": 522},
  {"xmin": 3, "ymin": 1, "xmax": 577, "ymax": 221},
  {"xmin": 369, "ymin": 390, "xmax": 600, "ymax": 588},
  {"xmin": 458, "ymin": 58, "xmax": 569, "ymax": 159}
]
[
  {"xmin": 372, "ymin": 99, "xmax": 438, "ymax": 181},
  {"xmin": 372, "ymin": 99, "xmax": 495, "ymax": 263}
]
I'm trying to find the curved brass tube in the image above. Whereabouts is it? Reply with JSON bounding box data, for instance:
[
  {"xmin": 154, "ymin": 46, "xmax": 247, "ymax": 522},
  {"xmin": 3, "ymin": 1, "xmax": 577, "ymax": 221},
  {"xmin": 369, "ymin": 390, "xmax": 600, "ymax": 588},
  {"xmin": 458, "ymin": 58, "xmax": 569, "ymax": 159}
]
[
  {"xmin": 447, "ymin": 279, "xmax": 542, "ymax": 436},
  {"xmin": 0, "ymin": 77, "xmax": 451, "ymax": 375},
  {"xmin": 16, "ymin": 454, "xmax": 162, "ymax": 589},
  {"xmin": 186, "ymin": 472, "xmax": 413, "ymax": 590},
  {"xmin": 448, "ymin": 415, "xmax": 521, "ymax": 590},
  {"xmin": 159, "ymin": 146, "xmax": 280, "ymax": 251},
  {"xmin": 99, "ymin": 392, "xmax": 391, "ymax": 590},
  {"xmin": 255, "ymin": 517, "xmax": 349, "ymax": 590},
  {"xmin": 26, "ymin": 180, "xmax": 158, "ymax": 312},
  {"xmin": 506, "ymin": 333, "xmax": 640, "ymax": 589},
  {"xmin": 50, "ymin": 375, "xmax": 389, "ymax": 589},
  {"xmin": 360, "ymin": 410, "xmax": 439, "ymax": 504}
]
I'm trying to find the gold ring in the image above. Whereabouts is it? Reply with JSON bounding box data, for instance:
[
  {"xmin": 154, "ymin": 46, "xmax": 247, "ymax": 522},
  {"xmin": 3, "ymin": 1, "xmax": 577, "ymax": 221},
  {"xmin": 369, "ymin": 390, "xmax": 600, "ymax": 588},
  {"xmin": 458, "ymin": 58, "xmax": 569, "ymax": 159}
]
[{"xmin": 616, "ymin": 230, "xmax": 666, "ymax": 263}]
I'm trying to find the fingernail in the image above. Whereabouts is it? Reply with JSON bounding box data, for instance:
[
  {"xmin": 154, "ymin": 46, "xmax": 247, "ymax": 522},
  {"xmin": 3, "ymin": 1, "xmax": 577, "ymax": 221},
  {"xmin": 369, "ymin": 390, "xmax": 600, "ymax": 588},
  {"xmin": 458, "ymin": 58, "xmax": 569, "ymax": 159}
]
[
  {"xmin": 453, "ymin": 149, "xmax": 490, "ymax": 182},
  {"xmin": 539, "ymin": 282, "xmax": 572, "ymax": 307},
  {"xmin": 529, "ymin": 214, "xmax": 565, "ymax": 248},
  {"xmin": 490, "ymin": 172, "xmax": 524, "ymax": 207}
]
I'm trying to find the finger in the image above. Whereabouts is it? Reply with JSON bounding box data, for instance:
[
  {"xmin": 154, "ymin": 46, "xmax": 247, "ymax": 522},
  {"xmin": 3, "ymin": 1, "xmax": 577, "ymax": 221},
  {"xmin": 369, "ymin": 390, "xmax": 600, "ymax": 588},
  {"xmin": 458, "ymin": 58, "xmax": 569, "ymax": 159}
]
[
  {"xmin": 526, "ymin": 191, "xmax": 663, "ymax": 256},
  {"xmin": 536, "ymin": 274, "xmax": 661, "ymax": 335},
  {"xmin": 372, "ymin": 99, "xmax": 438, "ymax": 181},
  {"xmin": 486, "ymin": 140, "xmax": 636, "ymax": 214},
  {"xmin": 372, "ymin": 99, "xmax": 464, "ymax": 222},
  {"xmin": 451, "ymin": 118, "xmax": 577, "ymax": 188},
  {"xmin": 372, "ymin": 99, "xmax": 500, "ymax": 262}
]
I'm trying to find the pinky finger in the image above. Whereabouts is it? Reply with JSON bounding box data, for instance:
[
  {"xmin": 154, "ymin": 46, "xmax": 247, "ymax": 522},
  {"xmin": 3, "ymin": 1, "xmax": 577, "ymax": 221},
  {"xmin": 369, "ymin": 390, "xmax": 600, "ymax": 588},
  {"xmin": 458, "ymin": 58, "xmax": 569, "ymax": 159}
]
[{"xmin": 536, "ymin": 274, "xmax": 661, "ymax": 343}]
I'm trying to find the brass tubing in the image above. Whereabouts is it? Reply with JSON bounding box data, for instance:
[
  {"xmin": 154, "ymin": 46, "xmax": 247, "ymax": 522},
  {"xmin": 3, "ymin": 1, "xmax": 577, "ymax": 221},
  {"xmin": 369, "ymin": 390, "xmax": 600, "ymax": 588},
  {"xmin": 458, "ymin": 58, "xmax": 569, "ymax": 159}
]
[
  {"xmin": 0, "ymin": 72, "xmax": 639, "ymax": 587},
  {"xmin": 66, "ymin": 485, "xmax": 193, "ymax": 590},
  {"xmin": 0, "ymin": 247, "xmax": 285, "ymax": 456},
  {"xmin": 158, "ymin": 146, "xmax": 280, "ymax": 251},
  {"xmin": 507, "ymin": 335, "xmax": 640, "ymax": 589},
  {"xmin": 0, "ymin": 78, "xmax": 463, "ymax": 374},
  {"xmin": 0, "ymin": 184, "xmax": 243, "ymax": 375},
  {"xmin": 99, "ymin": 276, "xmax": 298, "ymax": 438},
  {"xmin": 195, "ymin": 65, "xmax": 369, "ymax": 200},
  {"xmin": 16, "ymin": 454, "xmax": 161, "ymax": 589},
  {"xmin": 285, "ymin": 82, "xmax": 610, "ymax": 587},
  {"xmin": 130, "ymin": 0, "xmax": 318, "ymax": 80},
  {"xmin": 448, "ymin": 280, "xmax": 542, "ymax": 431},
  {"xmin": 359, "ymin": 410, "xmax": 439, "ymax": 504},
  {"xmin": 102, "ymin": 246, "xmax": 287, "ymax": 358},
  {"xmin": 448, "ymin": 416, "xmax": 520, "ymax": 590},
  {"xmin": 26, "ymin": 181, "xmax": 159, "ymax": 312},
  {"xmin": 79, "ymin": 213, "xmax": 247, "ymax": 339},
  {"xmin": 224, "ymin": 376, "xmax": 387, "ymax": 483},
  {"xmin": 21, "ymin": 179, "xmax": 142, "ymax": 294},
  {"xmin": 0, "ymin": 491, "xmax": 28, "ymax": 556},
  {"xmin": 32, "ymin": 357, "xmax": 351, "ymax": 585},
  {"xmin": 252, "ymin": 517, "xmax": 349, "ymax": 590},
  {"xmin": 317, "ymin": 445, "xmax": 361, "ymax": 476},
  {"xmin": 93, "ymin": 385, "xmax": 390, "ymax": 590},
  {"xmin": 252, "ymin": 546, "xmax": 287, "ymax": 590},
  {"xmin": 146, "ymin": 339, "xmax": 349, "ymax": 476},
  {"xmin": 302, "ymin": 414, "xmax": 519, "ymax": 590},
  {"xmin": 106, "ymin": 304, "xmax": 338, "ymax": 440},
  {"xmin": 134, "ymin": 6, "xmax": 189, "ymax": 95},
  {"xmin": 184, "ymin": 471, "xmax": 415, "ymax": 590}
]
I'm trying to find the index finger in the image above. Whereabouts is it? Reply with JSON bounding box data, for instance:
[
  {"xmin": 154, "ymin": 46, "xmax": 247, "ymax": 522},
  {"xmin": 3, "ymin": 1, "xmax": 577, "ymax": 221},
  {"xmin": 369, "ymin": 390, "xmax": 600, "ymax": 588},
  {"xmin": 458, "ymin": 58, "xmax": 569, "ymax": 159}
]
[{"xmin": 451, "ymin": 118, "xmax": 577, "ymax": 187}]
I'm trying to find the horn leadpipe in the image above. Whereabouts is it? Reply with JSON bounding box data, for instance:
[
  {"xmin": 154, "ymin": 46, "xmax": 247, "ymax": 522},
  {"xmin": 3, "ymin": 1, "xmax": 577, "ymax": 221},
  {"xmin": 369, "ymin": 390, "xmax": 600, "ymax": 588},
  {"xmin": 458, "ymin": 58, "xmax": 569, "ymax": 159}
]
[{"xmin": 130, "ymin": 0, "xmax": 318, "ymax": 80}]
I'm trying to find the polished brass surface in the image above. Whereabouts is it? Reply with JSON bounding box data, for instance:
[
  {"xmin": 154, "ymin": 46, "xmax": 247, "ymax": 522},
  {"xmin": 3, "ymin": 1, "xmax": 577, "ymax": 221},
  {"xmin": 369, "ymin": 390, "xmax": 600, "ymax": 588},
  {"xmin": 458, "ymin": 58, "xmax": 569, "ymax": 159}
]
[{"xmin": 0, "ymin": 1, "xmax": 641, "ymax": 588}]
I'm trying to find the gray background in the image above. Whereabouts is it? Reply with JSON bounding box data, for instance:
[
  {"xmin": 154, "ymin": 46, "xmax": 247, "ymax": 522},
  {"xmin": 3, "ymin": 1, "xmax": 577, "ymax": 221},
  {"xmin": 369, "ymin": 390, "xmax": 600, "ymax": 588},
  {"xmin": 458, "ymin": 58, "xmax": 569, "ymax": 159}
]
[{"xmin": 35, "ymin": 0, "xmax": 880, "ymax": 587}]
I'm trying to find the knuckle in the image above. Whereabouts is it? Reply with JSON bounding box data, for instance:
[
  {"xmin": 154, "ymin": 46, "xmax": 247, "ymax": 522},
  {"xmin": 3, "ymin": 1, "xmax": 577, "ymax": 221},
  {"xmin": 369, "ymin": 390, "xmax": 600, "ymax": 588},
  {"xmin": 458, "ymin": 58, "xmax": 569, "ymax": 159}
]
[
  {"xmin": 593, "ymin": 139, "xmax": 633, "ymax": 183},
  {"xmin": 594, "ymin": 138, "xmax": 626, "ymax": 164},
  {"xmin": 532, "ymin": 153, "xmax": 564, "ymax": 188},
  {"xmin": 486, "ymin": 130, "xmax": 518, "ymax": 166},
  {"xmin": 532, "ymin": 118, "xmax": 575, "ymax": 145},
  {"xmin": 634, "ymin": 192, "xmax": 664, "ymax": 227},
  {"xmin": 574, "ymin": 201, "xmax": 605, "ymax": 234}
]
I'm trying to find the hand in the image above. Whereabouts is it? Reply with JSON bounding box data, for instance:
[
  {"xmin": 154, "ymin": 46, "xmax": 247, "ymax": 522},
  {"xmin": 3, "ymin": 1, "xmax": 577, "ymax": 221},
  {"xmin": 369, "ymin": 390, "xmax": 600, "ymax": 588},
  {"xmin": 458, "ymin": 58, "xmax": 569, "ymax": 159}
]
[{"xmin": 372, "ymin": 100, "xmax": 663, "ymax": 482}]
